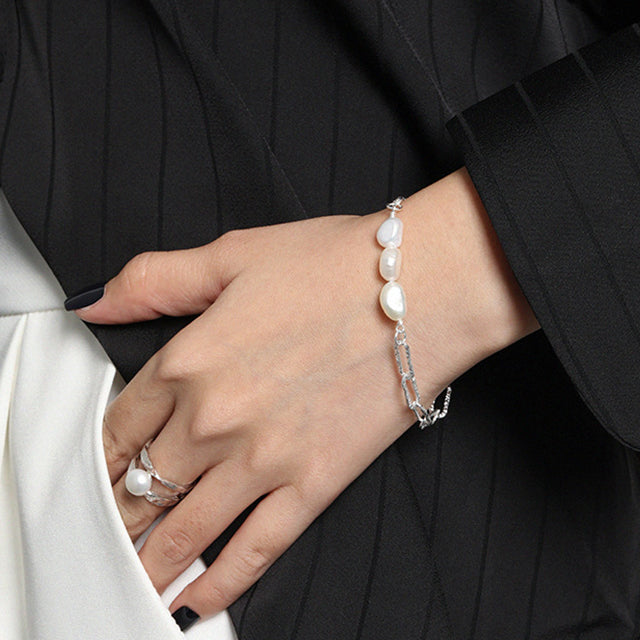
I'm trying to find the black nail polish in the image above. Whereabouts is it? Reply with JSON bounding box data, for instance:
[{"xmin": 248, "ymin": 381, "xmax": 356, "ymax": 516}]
[
  {"xmin": 172, "ymin": 606, "xmax": 200, "ymax": 631},
  {"xmin": 64, "ymin": 282, "xmax": 105, "ymax": 310}
]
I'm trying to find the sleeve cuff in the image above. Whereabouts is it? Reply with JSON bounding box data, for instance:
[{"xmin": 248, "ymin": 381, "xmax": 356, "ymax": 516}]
[{"xmin": 445, "ymin": 22, "xmax": 640, "ymax": 449}]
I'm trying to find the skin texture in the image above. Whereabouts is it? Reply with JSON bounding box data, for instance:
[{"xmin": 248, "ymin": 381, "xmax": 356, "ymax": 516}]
[{"xmin": 73, "ymin": 167, "xmax": 540, "ymax": 619}]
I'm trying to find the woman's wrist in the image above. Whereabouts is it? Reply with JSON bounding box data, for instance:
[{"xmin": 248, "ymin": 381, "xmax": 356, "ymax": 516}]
[{"xmin": 361, "ymin": 168, "xmax": 540, "ymax": 399}]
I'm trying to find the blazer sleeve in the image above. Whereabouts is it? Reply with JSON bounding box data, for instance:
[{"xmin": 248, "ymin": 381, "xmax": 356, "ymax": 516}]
[{"xmin": 445, "ymin": 22, "xmax": 640, "ymax": 450}]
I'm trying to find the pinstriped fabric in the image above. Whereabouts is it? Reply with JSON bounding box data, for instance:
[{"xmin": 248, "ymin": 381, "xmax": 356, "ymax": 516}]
[
  {"xmin": 42, "ymin": 0, "xmax": 55, "ymax": 260},
  {"xmin": 268, "ymin": 0, "xmax": 281, "ymax": 151},
  {"xmin": 469, "ymin": 423, "xmax": 499, "ymax": 640},
  {"xmin": 572, "ymin": 49, "xmax": 640, "ymax": 180},
  {"xmin": 376, "ymin": 0, "xmax": 400, "ymax": 202},
  {"xmin": 396, "ymin": 438, "xmax": 453, "ymax": 640},
  {"xmin": 0, "ymin": 0, "xmax": 20, "ymax": 186},
  {"xmin": 577, "ymin": 476, "xmax": 602, "ymax": 638},
  {"xmin": 327, "ymin": 46, "xmax": 340, "ymax": 214},
  {"xmin": 288, "ymin": 518, "xmax": 323, "ymax": 640},
  {"xmin": 236, "ymin": 581, "xmax": 257, "ymax": 639},
  {"xmin": 144, "ymin": 2, "xmax": 172, "ymax": 360},
  {"xmin": 523, "ymin": 473, "xmax": 548, "ymax": 640},
  {"xmin": 1, "ymin": 1, "xmax": 640, "ymax": 638},
  {"xmin": 553, "ymin": 0, "xmax": 569, "ymax": 53},
  {"xmin": 445, "ymin": 20, "xmax": 640, "ymax": 638},
  {"xmin": 427, "ymin": 420, "xmax": 442, "ymax": 544},
  {"xmin": 354, "ymin": 453, "xmax": 389, "ymax": 640},
  {"xmin": 448, "ymin": 27, "xmax": 640, "ymax": 450},
  {"xmin": 515, "ymin": 78, "xmax": 640, "ymax": 347},
  {"xmin": 146, "ymin": 7, "xmax": 168, "ymax": 252},
  {"xmin": 211, "ymin": 1, "xmax": 219, "ymax": 54},
  {"xmin": 521, "ymin": 1, "xmax": 546, "ymax": 79},
  {"xmin": 100, "ymin": 0, "xmax": 111, "ymax": 281},
  {"xmin": 452, "ymin": 109, "xmax": 606, "ymax": 417},
  {"xmin": 167, "ymin": 1, "xmax": 222, "ymax": 240},
  {"xmin": 425, "ymin": 0, "xmax": 445, "ymax": 135}
]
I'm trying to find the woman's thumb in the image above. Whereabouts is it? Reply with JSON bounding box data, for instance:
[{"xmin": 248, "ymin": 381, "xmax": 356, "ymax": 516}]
[{"xmin": 63, "ymin": 244, "xmax": 228, "ymax": 324}]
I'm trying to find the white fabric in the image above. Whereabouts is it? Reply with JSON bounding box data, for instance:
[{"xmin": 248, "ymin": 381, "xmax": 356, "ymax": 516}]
[{"xmin": 0, "ymin": 188, "xmax": 238, "ymax": 639}]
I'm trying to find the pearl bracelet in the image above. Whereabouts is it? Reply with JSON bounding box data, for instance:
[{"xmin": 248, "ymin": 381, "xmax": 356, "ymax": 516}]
[{"xmin": 376, "ymin": 196, "xmax": 452, "ymax": 429}]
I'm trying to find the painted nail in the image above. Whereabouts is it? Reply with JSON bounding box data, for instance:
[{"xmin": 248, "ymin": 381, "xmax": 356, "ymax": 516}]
[
  {"xmin": 63, "ymin": 282, "xmax": 105, "ymax": 310},
  {"xmin": 172, "ymin": 606, "xmax": 200, "ymax": 631}
]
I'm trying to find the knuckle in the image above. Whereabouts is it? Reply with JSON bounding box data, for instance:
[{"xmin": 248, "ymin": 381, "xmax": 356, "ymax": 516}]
[
  {"xmin": 214, "ymin": 228, "xmax": 254, "ymax": 268},
  {"xmin": 188, "ymin": 395, "xmax": 244, "ymax": 442},
  {"xmin": 241, "ymin": 438, "xmax": 283, "ymax": 477},
  {"xmin": 272, "ymin": 482, "xmax": 318, "ymax": 528},
  {"xmin": 298, "ymin": 451, "xmax": 332, "ymax": 494},
  {"xmin": 102, "ymin": 409, "xmax": 130, "ymax": 468},
  {"xmin": 285, "ymin": 468, "xmax": 332, "ymax": 518},
  {"xmin": 116, "ymin": 495, "xmax": 152, "ymax": 540},
  {"xmin": 187, "ymin": 411, "xmax": 217, "ymax": 442},
  {"xmin": 284, "ymin": 482, "xmax": 312, "ymax": 514},
  {"xmin": 217, "ymin": 228, "xmax": 245, "ymax": 250},
  {"xmin": 233, "ymin": 542, "xmax": 274, "ymax": 580},
  {"xmin": 152, "ymin": 344, "xmax": 190, "ymax": 384},
  {"xmin": 155, "ymin": 527, "xmax": 196, "ymax": 566},
  {"xmin": 201, "ymin": 581, "xmax": 234, "ymax": 610},
  {"xmin": 122, "ymin": 251, "xmax": 155, "ymax": 292}
]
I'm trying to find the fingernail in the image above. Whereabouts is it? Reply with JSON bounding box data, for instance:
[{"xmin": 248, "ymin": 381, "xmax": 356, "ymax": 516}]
[
  {"xmin": 64, "ymin": 282, "xmax": 105, "ymax": 310},
  {"xmin": 172, "ymin": 606, "xmax": 200, "ymax": 631}
]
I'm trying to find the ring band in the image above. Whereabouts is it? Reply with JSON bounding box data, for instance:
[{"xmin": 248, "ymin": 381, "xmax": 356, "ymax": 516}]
[
  {"xmin": 125, "ymin": 439, "xmax": 198, "ymax": 506},
  {"xmin": 139, "ymin": 439, "xmax": 196, "ymax": 494}
]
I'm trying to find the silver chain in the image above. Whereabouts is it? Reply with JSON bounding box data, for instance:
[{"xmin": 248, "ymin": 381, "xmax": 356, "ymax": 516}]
[{"xmin": 393, "ymin": 320, "xmax": 452, "ymax": 429}]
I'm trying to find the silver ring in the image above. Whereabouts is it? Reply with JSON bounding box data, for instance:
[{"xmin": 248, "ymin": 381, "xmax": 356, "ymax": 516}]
[{"xmin": 125, "ymin": 439, "xmax": 198, "ymax": 506}]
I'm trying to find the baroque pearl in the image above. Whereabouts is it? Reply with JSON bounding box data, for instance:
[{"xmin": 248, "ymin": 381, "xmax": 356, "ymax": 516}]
[
  {"xmin": 379, "ymin": 281, "xmax": 406, "ymax": 320},
  {"xmin": 376, "ymin": 217, "xmax": 403, "ymax": 248},
  {"xmin": 379, "ymin": 246, "xmax": 402, "ymax": 281},
  {"xmin": 126, "ymin": 467, "xmax": 152, "ymax": 496}
]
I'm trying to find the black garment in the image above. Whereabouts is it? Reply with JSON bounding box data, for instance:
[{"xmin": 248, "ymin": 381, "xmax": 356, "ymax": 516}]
[{"xmin": 1, "ymin": 1, "xmax": 640, "ymax": 638}]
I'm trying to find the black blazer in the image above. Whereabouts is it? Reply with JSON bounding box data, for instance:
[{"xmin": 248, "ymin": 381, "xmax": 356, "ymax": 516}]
[{"xmin": 1, "ymin": 1, "xmax": 640, "ymax": 638}]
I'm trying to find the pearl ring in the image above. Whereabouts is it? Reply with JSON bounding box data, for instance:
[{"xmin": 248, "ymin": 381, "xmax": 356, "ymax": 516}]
[{"xmin": 125, "ymin": 439, "xmax": 198, "ymax": 507}]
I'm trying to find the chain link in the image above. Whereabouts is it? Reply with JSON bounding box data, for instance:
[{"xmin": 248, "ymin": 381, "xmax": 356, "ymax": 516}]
[{"xmin": 393, "ymin": 316, "xmax": 451, "ymax": 429}]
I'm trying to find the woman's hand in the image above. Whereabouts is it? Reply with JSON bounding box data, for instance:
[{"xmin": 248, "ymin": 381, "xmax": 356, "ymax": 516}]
[{"xmin": 71, "ymin": 168, "xmax": 539, "ymax": 620}]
